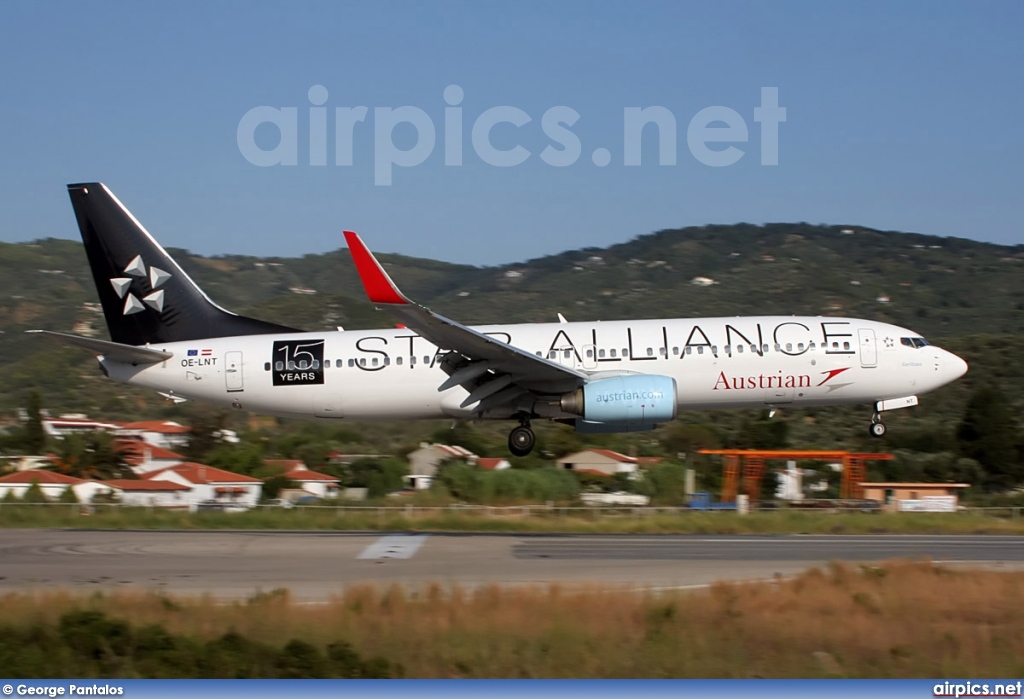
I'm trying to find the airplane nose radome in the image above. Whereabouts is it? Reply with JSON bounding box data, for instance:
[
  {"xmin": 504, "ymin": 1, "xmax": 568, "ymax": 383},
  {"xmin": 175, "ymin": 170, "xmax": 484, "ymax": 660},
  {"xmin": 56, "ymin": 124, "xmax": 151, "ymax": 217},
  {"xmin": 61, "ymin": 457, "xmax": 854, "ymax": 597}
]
[{"xmin": 944, "ymin": 350, "xmax": 969, "ymax": 381}]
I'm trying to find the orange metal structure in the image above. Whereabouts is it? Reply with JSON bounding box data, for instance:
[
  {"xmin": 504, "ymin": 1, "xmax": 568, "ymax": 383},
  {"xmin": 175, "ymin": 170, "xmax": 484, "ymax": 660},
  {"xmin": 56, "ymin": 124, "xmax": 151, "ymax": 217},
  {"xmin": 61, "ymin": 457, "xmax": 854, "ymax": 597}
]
[{"xmin": 698, "ymin": 450, "xmax": 894, "ymax": 502}]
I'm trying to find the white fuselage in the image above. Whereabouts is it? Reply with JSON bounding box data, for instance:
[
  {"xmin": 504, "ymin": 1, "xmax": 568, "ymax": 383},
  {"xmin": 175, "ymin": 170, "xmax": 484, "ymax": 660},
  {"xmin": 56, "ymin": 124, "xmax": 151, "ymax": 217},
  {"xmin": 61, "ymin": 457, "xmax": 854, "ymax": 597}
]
[{"xmin": 102, "ymin": 316, "xmax": 967, "ymax": 423}]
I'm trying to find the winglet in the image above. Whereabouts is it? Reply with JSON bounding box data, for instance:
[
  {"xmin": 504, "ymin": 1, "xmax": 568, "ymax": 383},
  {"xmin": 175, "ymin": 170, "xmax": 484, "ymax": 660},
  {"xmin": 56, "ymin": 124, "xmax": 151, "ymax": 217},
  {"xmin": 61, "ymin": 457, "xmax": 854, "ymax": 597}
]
[{"xmin": 343, "ymin": 231, "xmax": 410, "ymax": 305}]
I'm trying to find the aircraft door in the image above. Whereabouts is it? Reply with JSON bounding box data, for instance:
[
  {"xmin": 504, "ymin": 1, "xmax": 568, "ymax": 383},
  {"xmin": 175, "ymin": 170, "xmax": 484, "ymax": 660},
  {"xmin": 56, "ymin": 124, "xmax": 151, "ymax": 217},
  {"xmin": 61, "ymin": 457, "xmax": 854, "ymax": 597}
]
[
  {"xmin": 225, "ymin": 351, "xmax": 244, "ymax": 392},
  {"xmin": 581, "ymin": 344, "xmax": 598, "ymax": 370},
  {"xmin": 858, "ymin": 328, "xmax": 878, "ymax": 368}
]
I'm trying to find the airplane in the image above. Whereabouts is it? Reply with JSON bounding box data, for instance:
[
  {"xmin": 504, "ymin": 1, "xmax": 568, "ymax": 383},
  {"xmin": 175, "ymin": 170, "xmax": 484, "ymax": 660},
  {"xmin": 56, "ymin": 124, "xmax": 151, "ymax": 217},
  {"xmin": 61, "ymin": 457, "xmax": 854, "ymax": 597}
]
[{"xmin": 30, "ymin": 183, "xmax": 969, "ymax": 456}]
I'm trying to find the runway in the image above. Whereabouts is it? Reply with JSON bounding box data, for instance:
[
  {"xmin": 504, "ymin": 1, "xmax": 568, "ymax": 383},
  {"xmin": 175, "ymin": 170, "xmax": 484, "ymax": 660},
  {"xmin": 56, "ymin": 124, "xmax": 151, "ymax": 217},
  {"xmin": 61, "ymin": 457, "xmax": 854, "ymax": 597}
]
[{"xmin": 1, "ymin": 530, "xmax": 1022, "ymax": 601}]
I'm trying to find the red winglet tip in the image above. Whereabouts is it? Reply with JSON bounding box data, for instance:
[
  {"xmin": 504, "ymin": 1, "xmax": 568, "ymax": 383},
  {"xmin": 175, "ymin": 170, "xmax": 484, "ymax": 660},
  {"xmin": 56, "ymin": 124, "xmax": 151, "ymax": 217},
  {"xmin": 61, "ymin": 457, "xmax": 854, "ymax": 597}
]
[{"xmin": 343, "ymin": 232, "xmax": 408, "ymax": 305}]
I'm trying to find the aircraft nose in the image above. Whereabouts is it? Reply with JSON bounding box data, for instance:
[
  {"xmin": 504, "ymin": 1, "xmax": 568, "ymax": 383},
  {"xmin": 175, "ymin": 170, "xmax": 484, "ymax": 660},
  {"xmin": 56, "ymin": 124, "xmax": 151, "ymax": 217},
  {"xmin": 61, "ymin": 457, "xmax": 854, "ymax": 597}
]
[{"xmin": 941, "ymin": 349, "xmax": 969, "ymax": 382}]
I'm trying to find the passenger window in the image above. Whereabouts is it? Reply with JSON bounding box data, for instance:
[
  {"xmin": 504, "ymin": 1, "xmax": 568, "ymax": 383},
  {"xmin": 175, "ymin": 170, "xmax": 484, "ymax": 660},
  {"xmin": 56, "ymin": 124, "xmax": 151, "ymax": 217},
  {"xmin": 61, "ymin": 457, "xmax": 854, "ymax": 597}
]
[
  {"xmin": 621, "ymin": 348, "xmax": 628, "ymax": 357},
  {"xmin": 371, "ymin": 358, "xmax": 379, "ymax": 367},
  {"xmin": 685, "ymin": 346, "xmax": 692, "ymax": 355},
  {"xmin": 843, "ymin": 342, "xmax": 851, "ymax": 350},
  {"xmin": 586, "ymin": 349, "xmax": 594, "ymax": 358},
  {"xmin": 359, "ymin": 358, "xmax": 366, "ymax": 367},
  {"xmin": 646, "ymin": 347, "xmax": 653, "ymax": 357},
  {"xmin": 785, "ymin": 343, "xmax": 792, "ymax": 352},
  {"xmin": 610, "ymin": 349, "xmax": 617, "ymax": 358},
  {"xmin": 264, "ymin": 362, "xmax": 271, "ymax": 371},
  {"xmin": 659, "ymin": 347, "xmax": 667, "ymax": 357},
  {"xmin": 312, "ymin": 360, "xmax": 320, "ymax": 370},
  {"xmin": 697, "ymin": 346, "xmax": 704, "ymax": 355},
  {"xmin": 424, "ymin": 356, "xmax": 431, "ymax": 365},
  {"xmin": 274, "ymin": 361, "xmax": 283, "ymax": 371},
  {"xmin": 287, "ymin": 361, "xmax": 296, "ymax": 370},
  {"xmin": 672, "ymin": 347, "xmax": 679, "ymax": 355},
  {"xmin": 737, "ymin": 345, "xmax": 744, "ymax": 354},
  {"xmin": 396, "ymin": 356, "xmax": 403, "ymax": 366},
  {"xmin": 599, "ymin": 349, "xmax": 606, "ymax": 358},
  {"xmin": 724, "ymin": 345, "xmax": 731, "ymax": 354},
  {"xmin": 348, "ymin": 359, "xmax": 355, "ymax": 367},
  {"xmin": 384, "ymin": 357, "xmax": 391, "ymax": 366},
  {"xmin": 762, "ymin": 344, "xmax": 769, "ymax": 353},
  {"xmin": 410, "ymin": 356, "xmax": 417, "ymax": 366},
  {"xmin": 564, "ymin": 349, "xmax": 571, "ymax": 359},
  {"xmin": 549, "ymin": 350, "xmax": 557, "ymax": 359}
]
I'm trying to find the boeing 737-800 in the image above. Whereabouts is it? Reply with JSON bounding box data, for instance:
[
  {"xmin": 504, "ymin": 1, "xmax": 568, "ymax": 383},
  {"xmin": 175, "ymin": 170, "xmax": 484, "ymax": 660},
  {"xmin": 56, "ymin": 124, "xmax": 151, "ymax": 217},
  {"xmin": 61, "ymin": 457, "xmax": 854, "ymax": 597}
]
[{"xmin": 31, "ymin": 183, "xmax": 969, "ymax": 456}]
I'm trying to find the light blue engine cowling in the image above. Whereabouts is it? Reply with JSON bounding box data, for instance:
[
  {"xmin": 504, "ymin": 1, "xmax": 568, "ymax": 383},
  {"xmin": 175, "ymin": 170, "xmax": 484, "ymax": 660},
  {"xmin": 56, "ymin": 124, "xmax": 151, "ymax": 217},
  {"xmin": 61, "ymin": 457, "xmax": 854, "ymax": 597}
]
[{"xmin": 560, "ymin": 374, "xmax": 678, "ymax": 432}]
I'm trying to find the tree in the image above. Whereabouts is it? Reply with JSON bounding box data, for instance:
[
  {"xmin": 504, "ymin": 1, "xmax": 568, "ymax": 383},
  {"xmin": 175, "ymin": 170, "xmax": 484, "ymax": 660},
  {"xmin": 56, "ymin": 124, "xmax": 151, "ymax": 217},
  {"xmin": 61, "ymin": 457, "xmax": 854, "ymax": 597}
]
[
  {"xmin": 183, "ymin": 409, "xmax": 230, "ymax": 462},
  {"xmin": 347, "ymin": 457, "xmax": 408, "ymax": 499},
  {"xmin": 956, "ymin": 385, "xmax": 1022, "ymax": 491},
  {"xmin": 21, "ymin": 391, "xmax": 46, "ymax": 453},
  {"xmin": 660, "ymin": 422, "xmax": 722, "ymax": 460},
  {"xmin": 262, "ymin": 475, "xmax": 297, "ymax": 501},
  {"xmin": 736, "ymin": 413, "xmax": 788, "ymax": 450},
  {"xmin": 21, "ymin": 481, "xmax": 49, "ymax": 503},
  {"xmin": 53, "ymin": 432, "xmax": 133, "ymax": 481}
]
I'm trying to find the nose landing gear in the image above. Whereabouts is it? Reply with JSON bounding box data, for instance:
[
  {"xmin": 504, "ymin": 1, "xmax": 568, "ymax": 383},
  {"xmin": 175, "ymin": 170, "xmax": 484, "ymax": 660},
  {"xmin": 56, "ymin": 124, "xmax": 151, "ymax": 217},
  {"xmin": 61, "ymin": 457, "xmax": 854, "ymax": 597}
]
[
  {"xmin": 869, "ymin": 413, "xmax": 887, "ymax": 438},
  {"xmin": 508, "ymin": 417, "xmax": 536, "ymax": 457}
]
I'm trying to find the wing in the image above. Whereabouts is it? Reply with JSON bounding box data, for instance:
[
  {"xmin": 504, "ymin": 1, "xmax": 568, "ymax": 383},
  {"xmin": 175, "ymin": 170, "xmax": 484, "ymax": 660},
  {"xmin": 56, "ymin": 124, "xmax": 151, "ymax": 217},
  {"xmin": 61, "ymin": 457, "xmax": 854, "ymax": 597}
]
[{"xmin": 344, "ymin": 232, "xmax": 587, "ymax": 413}]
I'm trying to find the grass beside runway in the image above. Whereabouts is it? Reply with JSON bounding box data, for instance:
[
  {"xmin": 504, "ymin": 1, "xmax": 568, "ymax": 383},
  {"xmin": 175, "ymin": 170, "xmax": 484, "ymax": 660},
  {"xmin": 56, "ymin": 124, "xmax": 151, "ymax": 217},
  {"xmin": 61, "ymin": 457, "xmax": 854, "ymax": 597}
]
[
  {"xmin": 1, "ymin": 559, "xmax": 1023, "ymax": 678},
  {"xmin": 1, "ymin": 503, "xmax": 1024, "ymax": 533}
]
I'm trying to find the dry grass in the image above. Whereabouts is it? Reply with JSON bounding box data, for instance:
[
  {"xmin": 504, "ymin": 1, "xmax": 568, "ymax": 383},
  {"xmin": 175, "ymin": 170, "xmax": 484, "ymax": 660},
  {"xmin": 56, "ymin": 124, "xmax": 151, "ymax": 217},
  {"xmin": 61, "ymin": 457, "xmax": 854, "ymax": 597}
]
[{"xmin": 2, "ymin": 560, "xmax": 1023, "ymax": 677}]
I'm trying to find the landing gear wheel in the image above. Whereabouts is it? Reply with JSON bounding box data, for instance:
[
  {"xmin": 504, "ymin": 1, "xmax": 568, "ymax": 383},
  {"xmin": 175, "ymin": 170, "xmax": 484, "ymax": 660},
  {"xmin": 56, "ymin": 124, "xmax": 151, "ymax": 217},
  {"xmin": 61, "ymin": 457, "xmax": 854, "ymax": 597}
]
[
  {"xmin": 869, "ymin": 421, "xmax": 887, "ymax": 438},
  {"xmin": 508, "ymin": 425, "xmax": 536, "ymax": 457}
]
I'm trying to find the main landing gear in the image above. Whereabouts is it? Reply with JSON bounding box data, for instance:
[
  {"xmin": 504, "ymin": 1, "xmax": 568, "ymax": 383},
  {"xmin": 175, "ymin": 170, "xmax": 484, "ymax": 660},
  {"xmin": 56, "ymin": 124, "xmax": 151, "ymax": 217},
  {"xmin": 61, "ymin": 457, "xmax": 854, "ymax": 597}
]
[
  {"xmin": 869, "ymin": 412, "xmax": 887, "ymax": 438},
  {"xmin": 508, "ymin": 417, "xmax": 536, "ymax": 457}
]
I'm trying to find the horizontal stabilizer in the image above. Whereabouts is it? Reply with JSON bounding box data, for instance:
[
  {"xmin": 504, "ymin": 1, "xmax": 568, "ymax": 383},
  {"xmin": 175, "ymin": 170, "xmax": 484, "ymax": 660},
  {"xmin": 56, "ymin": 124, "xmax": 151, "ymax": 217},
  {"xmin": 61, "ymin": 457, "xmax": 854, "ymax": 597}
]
[{"xmin": 27, "ymin": 330, "xmax": 172, "ymax": 364}]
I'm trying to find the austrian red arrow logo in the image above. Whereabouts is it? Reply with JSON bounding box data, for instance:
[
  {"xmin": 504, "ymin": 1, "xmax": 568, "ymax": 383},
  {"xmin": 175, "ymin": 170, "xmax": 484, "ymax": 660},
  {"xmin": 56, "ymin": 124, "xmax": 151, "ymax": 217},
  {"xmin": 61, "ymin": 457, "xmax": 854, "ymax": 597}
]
[{"xmin": 817, "ymin": 367, "xmax": 852, "ymax": 386}]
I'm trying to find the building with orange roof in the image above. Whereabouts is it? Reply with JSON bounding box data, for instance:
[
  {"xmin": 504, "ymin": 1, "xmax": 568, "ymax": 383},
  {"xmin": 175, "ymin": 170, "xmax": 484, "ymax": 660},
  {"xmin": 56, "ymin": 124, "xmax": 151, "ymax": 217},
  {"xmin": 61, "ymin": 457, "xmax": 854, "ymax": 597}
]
[
  {"xmin": 279, "ymin": 463, "xmax": 341, "ymax": 499},
  {"xmin": 115, "ymin": 438, "xmax": 185, "ymax": 475},
  {"xmin": 0, "ymin": 469, "xmax": 84, "ymax": 501},
  {"xmin": 116, "ymin": 420, "xmax": 191, "ymax": 449},
  {"xmin": 0, "ymin": 469, "xmax": 112, "ymax": 503},
  {"xmin": 104, "ymin": 479, "xmax": 192, "ymax": 509},
  {"xmin": 556, "ymin": 449, "xmax": 661, "ymax": 477},
  {"xmin": 144, "ymin": 462, "xmax": 261, "ymax": 510}
]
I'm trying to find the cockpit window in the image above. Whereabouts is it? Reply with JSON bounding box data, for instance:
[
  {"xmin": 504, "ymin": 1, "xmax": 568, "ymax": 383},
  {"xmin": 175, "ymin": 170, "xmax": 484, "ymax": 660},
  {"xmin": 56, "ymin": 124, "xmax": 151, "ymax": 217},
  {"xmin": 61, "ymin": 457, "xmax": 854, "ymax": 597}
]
[{"xmin": 901, "ymin": 337, "xmax": 930, "ymax": 348}]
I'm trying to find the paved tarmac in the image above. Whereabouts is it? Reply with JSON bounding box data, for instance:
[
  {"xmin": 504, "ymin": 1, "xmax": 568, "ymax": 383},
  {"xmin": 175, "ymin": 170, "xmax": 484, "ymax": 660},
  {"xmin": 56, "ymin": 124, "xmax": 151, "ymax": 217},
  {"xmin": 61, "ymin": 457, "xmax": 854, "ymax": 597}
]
[{"xmin": 1, "ymin": 530, "xmax": 1021, "ymax": 601}]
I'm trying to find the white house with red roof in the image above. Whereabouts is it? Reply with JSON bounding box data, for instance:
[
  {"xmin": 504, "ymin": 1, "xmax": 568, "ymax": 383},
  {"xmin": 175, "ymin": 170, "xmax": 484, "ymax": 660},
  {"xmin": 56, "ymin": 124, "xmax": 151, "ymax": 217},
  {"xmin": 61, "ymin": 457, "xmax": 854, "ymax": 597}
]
[
  {"xmin": 0, "ymin": 470, "xmax": 110, "ymax": 503},
  {"xmin": 116, "ymin": 420, "xmax": 191, "ymax": 450},
  {"xmin": 407, "ymin": 443, "xmax": 477, "ymax": 477},
  {"xmin": 280, "ymin": 463, "xmax": 341, "ymax": 499},
  {"xmin": 144, "ymin": 462, "xmax": 261, "ymax": 510},
  {"xmin": 115, "ymin": 438, "xmax": 185, "ymax": 475},
  {"xmin": 104, "ymin": 479, "xmax": 192, "ymax": 509},
  {"xmin": 556, "ymin": 449, "xmax": 662, "ymax": 477},
  {"xmin": 42, "ymin": 416, "xmax": 122, "ymax": 439},
  {"xmin": 477, "ymin": 458, "xmax": 511, "ymax": 471}
]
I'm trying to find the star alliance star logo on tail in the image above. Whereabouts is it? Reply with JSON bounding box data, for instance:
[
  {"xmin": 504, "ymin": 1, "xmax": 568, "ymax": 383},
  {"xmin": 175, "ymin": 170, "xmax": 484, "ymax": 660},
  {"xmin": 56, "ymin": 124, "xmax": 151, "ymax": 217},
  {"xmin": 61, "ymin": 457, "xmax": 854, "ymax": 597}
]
[{"xmin": 109, "ymin": 254, "xmax": 172, "ymax": 315}]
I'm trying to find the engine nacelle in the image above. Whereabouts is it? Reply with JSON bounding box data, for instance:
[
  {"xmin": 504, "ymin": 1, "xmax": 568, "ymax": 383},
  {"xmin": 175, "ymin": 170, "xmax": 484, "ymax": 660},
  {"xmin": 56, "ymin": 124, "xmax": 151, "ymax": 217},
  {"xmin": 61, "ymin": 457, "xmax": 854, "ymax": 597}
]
[{"xmin": 560, "ymin": 375, "xmax": 677, "ymax": 430}]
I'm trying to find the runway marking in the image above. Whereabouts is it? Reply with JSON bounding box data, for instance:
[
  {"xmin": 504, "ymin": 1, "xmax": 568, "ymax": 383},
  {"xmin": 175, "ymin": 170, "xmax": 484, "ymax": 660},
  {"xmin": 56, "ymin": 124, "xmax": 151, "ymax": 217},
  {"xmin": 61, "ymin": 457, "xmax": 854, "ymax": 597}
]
[{"xmin": 357, "ymin": 535, "xmax": 429, "ymax": 560}]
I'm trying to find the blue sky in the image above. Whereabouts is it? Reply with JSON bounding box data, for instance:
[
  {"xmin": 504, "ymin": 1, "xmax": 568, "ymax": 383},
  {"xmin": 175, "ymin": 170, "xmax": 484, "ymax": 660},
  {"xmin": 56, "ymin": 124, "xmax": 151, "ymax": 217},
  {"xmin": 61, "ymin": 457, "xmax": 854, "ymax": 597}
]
[{"xmin": 1, "ymin": 0, "xmax": 1021, "ymax": 265}]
